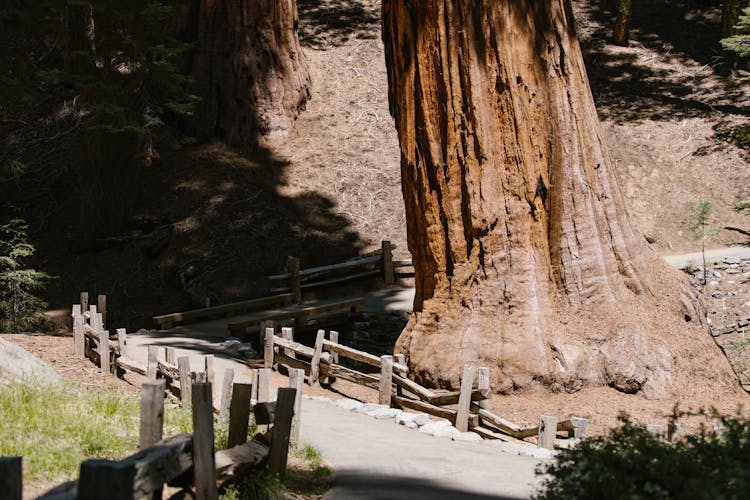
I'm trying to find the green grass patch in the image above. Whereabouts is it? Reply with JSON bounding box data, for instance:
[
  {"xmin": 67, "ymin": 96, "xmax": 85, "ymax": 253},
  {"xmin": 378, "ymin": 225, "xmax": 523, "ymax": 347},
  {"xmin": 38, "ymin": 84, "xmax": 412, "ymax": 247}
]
[
  {"xmin": 0, "ymin": 382, "xmax": 214, "ymax": 483},
  {"xmin": 0, "ymin": 383, "xmax": 140, "ymax": 481}
]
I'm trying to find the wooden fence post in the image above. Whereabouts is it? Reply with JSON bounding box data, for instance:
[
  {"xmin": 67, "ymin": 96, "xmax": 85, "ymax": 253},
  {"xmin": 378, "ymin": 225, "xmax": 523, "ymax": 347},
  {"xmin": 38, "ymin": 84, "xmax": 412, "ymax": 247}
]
[
  {"xmin": 192, "ymin": 382, "xmax": 218, "ymax": 500},
  {"xmin": 177, "ymin": 357, "xmax": 191, "ymax": 405},
  {"xmin": 281, "ymin": 327, "xmax": 295, "ymax": 359},
  {"xmin": 250, "ymin": 368, "xmax": 259, "ymax": 403},
  {"xmin": 140, "ymin": 379, "xmax": 166, "ymax": 449},
  {"xmin": 0, "ymin": 457, "xmax": 22, "ymax": 500},
  {"xmin": 287, "ymin": 256, "xmax": 301, "ymax": 304},
  {"xmin": 165, "ymin": 347, "xmax": 175, "ymax": 365},
  {"xmin": 570, "ymin": 417, "xmax": 589, "ymax": 440},
  {"xmin": 146, "ymin": 346, "xmax": 159, "ymax": 381},
  {"xmin": 382, "ymin": 240, "xmax": 395, "ymax": 285},
  {"xmin": 78, "ymin": 459, "xmax": 136, "ymax": 500},
  {"xmin": 264, "ymin": 327, "xmax": 275, "ymax": 369},
  {"xmin": 98, "ymin": 294, "xmax": 107, "ymax": 330},
  {"xmin": 73, "ymin": 306, "xmax": 85, "ymax": 358},
  {"xmin": 310, "ymin": 329, "xmax": 325, "ymax": 384},
  {"xmin": 269, "ymin": 387, "xmax": 297, "ymax": 477},
  {"xmin": 456, "ymin": 365, "xmax": 475, "ymax": 432},
  {"xmin": 220, "ymin": 368, "xmax": 235, "ymax": 419},
  {"xmin": 89, "ymin": 306, "xmax": 99, "ymax": 329},
  {"xmin": 80, "ymin": 291, "xmax": 89, "ymax": 314},
  {"xmin": 204, "ymin": 355, "xmax": 215, "ymax": 385},
  {"xmin": 227, "ymin": 383, "xmax": 253, "ymax": 448},
  {"xmin": 477, "ymin": 367, "xmax": 490, "ymax": 410},
  {"xmin": 257, "ymin": 368, "xmax": 271, "ymax": 403},
  {"xmin": 99, "ymin": 328, "xmax": 110, "ymax": 375},
  {"xmin": 379, "ymin": 355, "xmax": 394, "ymax": 406},
  {"xmin": 288, "ymin": 368, "xmax": 304, "ymax": 446},
  {"xmin": 116, "ymin": 328, "xmax": 127, "ymax": 358},
  {"xmin": 538, "ymin": 415, "xmax": 558, "ymax": 449}
]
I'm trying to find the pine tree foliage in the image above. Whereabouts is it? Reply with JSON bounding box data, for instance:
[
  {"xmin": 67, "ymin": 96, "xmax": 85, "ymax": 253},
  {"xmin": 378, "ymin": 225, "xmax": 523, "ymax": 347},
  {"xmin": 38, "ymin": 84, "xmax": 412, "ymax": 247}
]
[
  {"xmin": 0, "ymin": 219, "xmax": 53, "ymax": 333},
  {"xmin": 721, "ymin": 7, "xmax": 750, "ymax": 75}
]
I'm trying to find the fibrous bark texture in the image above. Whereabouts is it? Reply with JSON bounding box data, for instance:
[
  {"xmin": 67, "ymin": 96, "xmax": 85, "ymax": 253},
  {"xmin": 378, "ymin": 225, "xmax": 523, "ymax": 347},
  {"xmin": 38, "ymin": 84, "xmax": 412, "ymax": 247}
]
[
  {"xmin": 190, "ymin": 0, "xmax": 311, "ymax": 149},
  {"xmin": 613, "ymin": 0, "xmax": 632, "ymax": 47},
  {"xmin": 382, "ymin": 0, "xmax": 737, "ymax": 398}
]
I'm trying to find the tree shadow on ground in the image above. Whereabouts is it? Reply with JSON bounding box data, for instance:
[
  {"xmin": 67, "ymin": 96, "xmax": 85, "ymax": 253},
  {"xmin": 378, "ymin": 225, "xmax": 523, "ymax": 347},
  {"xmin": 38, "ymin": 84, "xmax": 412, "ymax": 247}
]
[
  {"xmin": 327, "ymin": 471, "xmax": 523, "ymax": 500},
  {"xmin": 35, "ymin": 141, "xmax": 370, "ymax": 329},
  {"xmin": 297, "ymin": 0, "xmax": 380, "ymax": 48},
  {"xmin": 577, "ymin": 0, "xmax": 749, "ymax": 125}
]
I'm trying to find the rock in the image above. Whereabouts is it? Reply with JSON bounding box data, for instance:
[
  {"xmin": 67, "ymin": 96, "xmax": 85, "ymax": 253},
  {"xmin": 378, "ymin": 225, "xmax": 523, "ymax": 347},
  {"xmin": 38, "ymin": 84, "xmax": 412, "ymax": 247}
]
[
  {"xmin": 712, "ymin": 291, "xmax": 724, "ymax": 299},
  {"xmin": 419, "ymin": 419, "xmax": 452, "ymax": 435},
  {"xmin": 0, "ymin": 338, "xmax": 62, "ymax": 385},
  {"xmin": 713, "ymin": 271, "xmax": 722, "ymax": 278},
  {"xmin": 356, "ymin": 403, "xmax": 387, "ymax": 414},
  {"xmin": 335, "ymin": 399, "xmax": 364, "ymax": 411},
  {"xmin": 453, "ymin": 432, "xmax": 483, "ymax": 442},
  {"xmin": 310, "ymin": 396, "xmax": 331, "ymax": 402},
  {"xmin": 414, "ymin": 413, "xmax": 432, "ymax": 426},
  {"xmin": 432, "ymin": 425, "xmax": 461, "ymax": 439},
  {"xmin": 709, "ymin": 280, "xmax": 720, "ymax": 286},
  {"xmin": 724, "ymin": 257, "xmax": 741, "ymax": 265},
  {"xmin": 404, "ymin": 420, "xmax": 419, "ymax": 429},
  {"xmin": 369, "ymin": 407, "xmax": 400, "ymax": 419}
]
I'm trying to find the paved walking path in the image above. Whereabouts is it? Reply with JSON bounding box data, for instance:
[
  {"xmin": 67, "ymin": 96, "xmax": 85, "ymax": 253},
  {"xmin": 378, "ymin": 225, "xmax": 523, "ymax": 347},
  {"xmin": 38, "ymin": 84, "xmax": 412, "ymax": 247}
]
[{"xmin": 121, "ymin": 246, "xmax": 750, "ymax": 498}]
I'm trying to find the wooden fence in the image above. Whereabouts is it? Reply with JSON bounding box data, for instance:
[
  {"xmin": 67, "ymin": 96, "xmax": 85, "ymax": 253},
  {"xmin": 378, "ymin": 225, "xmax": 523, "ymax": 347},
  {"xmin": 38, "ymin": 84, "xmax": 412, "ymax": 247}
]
[
  {"xmin": 261, "ymin": 326, "xmax": 589, "ymax": 449},
  {"xmin": 4, "ymin": 377, "xmax": 300, "ymax": 500},
  {"xmin": 268, "ymin": 240, "xmax": 414, "ymax": 297}
]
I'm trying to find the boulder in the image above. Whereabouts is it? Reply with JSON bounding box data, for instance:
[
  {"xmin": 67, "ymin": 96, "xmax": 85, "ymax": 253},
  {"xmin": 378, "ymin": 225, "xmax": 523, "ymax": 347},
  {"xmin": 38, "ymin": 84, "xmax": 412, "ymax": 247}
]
[{"xmin": 0, "ymin": 338, "xmax": 62, "ymax": 386}]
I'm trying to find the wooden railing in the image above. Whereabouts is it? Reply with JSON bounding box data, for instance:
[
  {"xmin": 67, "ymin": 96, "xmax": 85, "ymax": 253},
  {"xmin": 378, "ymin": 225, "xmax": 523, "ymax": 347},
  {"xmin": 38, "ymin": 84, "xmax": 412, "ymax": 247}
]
[
  {"xmin": 268, "ymin": 240, "xmax": 414, "ymax": 298},
  {"xmin": 261, "ymin": 326, "xmax": 589, "ymax": 449},
  {"xmin": 4, "ymin": 378, "xmax": 299, "ymax": 500}
]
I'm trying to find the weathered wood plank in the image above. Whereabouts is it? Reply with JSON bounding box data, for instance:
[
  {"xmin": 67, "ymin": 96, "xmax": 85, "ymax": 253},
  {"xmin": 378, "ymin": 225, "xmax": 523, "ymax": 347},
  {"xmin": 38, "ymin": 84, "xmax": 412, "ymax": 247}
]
[
  {"xmin": 253, "ymin": 401, "xmax": 276, "ymax": 426},
  {"xmin": 538, "ymin": 415, "xmax": 558, "ymax": 450},
  {"xmin": 321, "ymin": 340, "xmax": 408, "ymax": 373},
  {"xmin": 0, "ymin": 456, "xmax": 22, "ymax": 500},
  {"xmin": 287, "ymin": 256, "xmax": 301, "ymax": 303},
  {"xmin": 288, "ymin": 368, "xmax": 304, "ymax": 445},
  {"xmin": 310, "ymin": 330, "xmax": 325, "ymax": 383},
  {"xmin": 475, "ymin": 408, "xmax": 538, "ymax": 439},
  {"xmin": 382, "ymin": 240, "xmax": 394, "ymax": 284},
  {"xmin": 392, "ymin": 395, "xmax": 457, "ymax": 422},
  {"xmin": 268, "ymin": 255, "xmax": 381, "ymax": 282},
  {"xmin": 391, "ymin": 374, "xmax": 436, "ymax": 401},
  {"xmin": 215, "ymin": 436, "xmax": 269, "ymax": 480},
  {"xmin": 275, "ymin": 353, "xmax": 312, "ymax": 375},
  {"xmin": 477, "ymin": 367, "xmax": 490, "ymax": 410},
  {"xmin": 456, "ymin": 365, "xmax": 475, "ymax": 432},
  {"xmin": 264, "ymin": 327, "xmax": 275, "ymax": 369},
  {"xmin": 319, "ymin": 363, "xmax": 381, "ymax": 390},
  {"xmin": 116, "ymin": 328, "xmax": 127, "ymax": 358},
  {"xmin": 192, "ymin": 383, "xmax": 217, "ymax": 500},
  {"xmin": 273, "ymin": 336, "xmax": 315, "ymax": 358},
  {"xmin": 152, "ymin": 294, "xmax": 295, "ymax": 328},
  {"xmin": 177, "ymin": 357, "xmax": 191, "ymax": 405},
  {"xmin": 146, "ymin": 346, "xmax": 159, "ymax": 381},
  {"xmin": 140, "ymin": 380, "xmax": 166, "ymax": 449},
  {"xmin": 269, "ymin": 388, "xmax": 296, "ymax": 477},
  {"xmin": 98, "ymin": 294, "xmax": 107, "ymax": 330},
  {"xmin": 227, "ymin": 383, "xmax": 253, "ymax": 448},
  {"xmin": 227, "ymin": 298, "xmax": 365, "ymax": 334},
  {"xmin": 219, "ymin": 368, "xmax": 234, "ymax": 419},
  {"xmin": 78, "ymin": 459, "xmax": 135, "ymax": 500},
  {"xmin": 115, "ymin": 356, "xmax": 147, "ymax": 376},
  {"xmin": 379, "ymin": 355, "xmax": 394, "ymax": 406}
]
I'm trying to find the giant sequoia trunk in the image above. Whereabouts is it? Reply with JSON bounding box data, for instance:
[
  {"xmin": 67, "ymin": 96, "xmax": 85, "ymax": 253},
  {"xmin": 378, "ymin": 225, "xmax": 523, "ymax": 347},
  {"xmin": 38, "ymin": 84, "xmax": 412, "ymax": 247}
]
[
  {"xmin": 190, "ymin": 0, "xmax": 311, "ymax": 149},
  {"xmin": 383, "ymin": 0, "xmax": 737, "ymax": 398}
]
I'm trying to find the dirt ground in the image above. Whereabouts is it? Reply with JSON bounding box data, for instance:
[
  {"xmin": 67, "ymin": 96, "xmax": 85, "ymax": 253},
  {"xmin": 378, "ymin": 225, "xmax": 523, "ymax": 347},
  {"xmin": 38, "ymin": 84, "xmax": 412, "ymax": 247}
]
[{"xmin": 4, "ymin": 0, "xmax": 750, "ymax": 442}]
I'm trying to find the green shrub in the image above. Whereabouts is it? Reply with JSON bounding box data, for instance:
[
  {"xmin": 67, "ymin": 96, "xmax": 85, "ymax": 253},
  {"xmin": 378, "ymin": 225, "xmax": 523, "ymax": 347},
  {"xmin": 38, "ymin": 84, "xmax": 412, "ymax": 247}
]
[
  {"xmin": 0, "ymin": 219, "xmax": 53, "ymax": 332},
  {"xmin": 535, "ymin": 413, "xmax": 750, "ymax": 500},
  {"xmin": 721, "ymin": 7, "xmax": 750, "ymax": 76}
]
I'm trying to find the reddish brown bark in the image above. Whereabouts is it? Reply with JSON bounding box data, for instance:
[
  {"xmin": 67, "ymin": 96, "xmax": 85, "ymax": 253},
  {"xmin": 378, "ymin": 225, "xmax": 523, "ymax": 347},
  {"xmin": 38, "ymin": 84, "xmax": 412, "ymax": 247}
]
[
  {"xmin": 613, "ymin": 0, "xmax": 632, "ymax": 46},
  {"xmin": 382, "ymin": 0, "xmax": 736, "ymax": 398},
  {"xmin": 190, "ymin": 0, "xmax": 311, "ymax": 150}
]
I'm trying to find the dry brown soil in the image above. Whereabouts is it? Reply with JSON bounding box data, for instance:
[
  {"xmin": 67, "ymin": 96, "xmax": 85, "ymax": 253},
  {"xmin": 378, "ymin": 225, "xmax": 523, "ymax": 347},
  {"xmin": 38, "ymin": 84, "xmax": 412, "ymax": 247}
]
[{"xmin": 6, "ymin": 0, "xmax": 750, "ymax": 438}]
